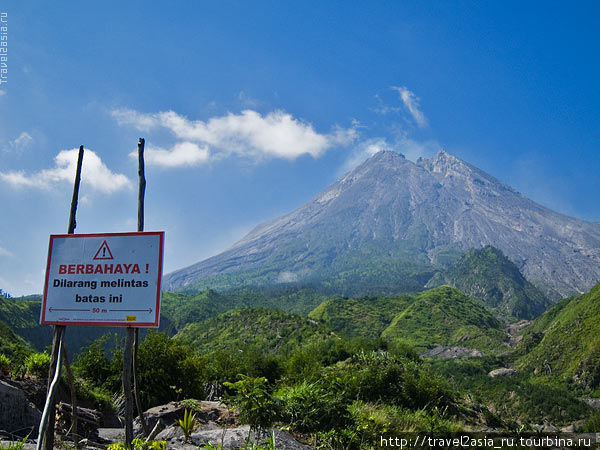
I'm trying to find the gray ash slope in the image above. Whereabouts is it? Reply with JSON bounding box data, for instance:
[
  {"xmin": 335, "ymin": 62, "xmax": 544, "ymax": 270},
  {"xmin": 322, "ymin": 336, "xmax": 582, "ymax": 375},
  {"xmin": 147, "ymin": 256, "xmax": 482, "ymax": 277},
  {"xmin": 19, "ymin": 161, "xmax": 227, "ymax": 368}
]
[{"xmin": 164, "ymin": 150, "xmax": 600, "ymax": 298}]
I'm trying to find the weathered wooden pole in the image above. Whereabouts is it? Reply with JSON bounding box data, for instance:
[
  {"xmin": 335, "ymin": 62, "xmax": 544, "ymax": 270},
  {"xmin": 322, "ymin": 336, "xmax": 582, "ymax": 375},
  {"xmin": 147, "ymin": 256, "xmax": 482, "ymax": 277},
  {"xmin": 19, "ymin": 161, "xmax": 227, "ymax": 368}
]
[
  {"xmin": 61, "ymin": 345, "xmax": 79, "ymax": 447},
  {"xmin": 133, "ymin": 138, "xmax": 150, "ymax": 437},
  {"xmin": 123, "ymin": 138, "xmax": 148, "ymax": 448},
  {"xmin": 40, "ymin": 145, "xmax": 84, "ymax": 450}
]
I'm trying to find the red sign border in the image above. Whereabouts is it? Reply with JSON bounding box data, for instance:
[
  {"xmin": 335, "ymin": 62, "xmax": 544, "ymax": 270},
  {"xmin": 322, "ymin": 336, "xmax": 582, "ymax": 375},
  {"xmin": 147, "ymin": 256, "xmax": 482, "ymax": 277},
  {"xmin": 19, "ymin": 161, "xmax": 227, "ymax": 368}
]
[{"xmin": 41, "ymin": 231, "xmax": 164, "ymax": 327}]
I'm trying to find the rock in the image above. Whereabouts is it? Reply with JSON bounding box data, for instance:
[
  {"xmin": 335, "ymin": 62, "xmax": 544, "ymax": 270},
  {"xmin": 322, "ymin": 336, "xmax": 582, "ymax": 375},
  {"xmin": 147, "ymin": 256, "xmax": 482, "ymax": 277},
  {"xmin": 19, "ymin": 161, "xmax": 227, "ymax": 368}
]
[
  {"xmin": 488, "ymin": 368, "xmax": 516, "ymax": 377},
  {"xmin": 542, "ymin": 423, "xmax": 558, "ymax": 433},
  {"xmin": 133, "ymin": 401, "xmax": 186, "ymax": 437},
  {"xmin": 134, "ymin": 401, "xmax": 233, "ymax": 438},
  {"xmin": 422, "ymin": 344, "xmax": 483, "ymax": 359},
  {"xmin": 582, "ymin": 397, "xmax": 600, "ymax": 410},
  {"xmin": 189, "ymin": 426, "xmax": 310, "ymax": 449},
  {"xmin": 0, "ymin": 380, "xmax": 41, "ymax": 437}
]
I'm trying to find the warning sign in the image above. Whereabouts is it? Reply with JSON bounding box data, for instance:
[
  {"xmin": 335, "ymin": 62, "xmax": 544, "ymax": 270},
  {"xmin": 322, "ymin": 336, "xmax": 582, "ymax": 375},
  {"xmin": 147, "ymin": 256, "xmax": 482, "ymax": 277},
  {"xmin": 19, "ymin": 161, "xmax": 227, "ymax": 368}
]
[
  {"xmin": 93, "ymin": 241, "xmax": 114, "ymax": 260},
  {"xmin": 41, "ymin": 231, "xmax": 164, "ymax": 327}
]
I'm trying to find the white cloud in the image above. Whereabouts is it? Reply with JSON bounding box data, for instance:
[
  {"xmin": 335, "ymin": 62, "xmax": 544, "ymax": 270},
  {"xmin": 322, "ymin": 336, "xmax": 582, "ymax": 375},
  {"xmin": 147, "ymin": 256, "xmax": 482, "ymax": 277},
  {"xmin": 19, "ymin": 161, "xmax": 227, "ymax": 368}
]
[
  {"xmin": 130, "ymin": 142, "xmax": 210, "ymax": 168},
  {"xmin": 391, "ymin": 86, "xmax": 428, "ymax": 128},
  {"xmin": 277, "ymin": 271, "xmax": 299, "ymax": 283},
  {"xmin": 0, "ymin": 246, "xmax": 13, "ymax": 257},
  {"xmin": 112, "ymin": 108, "xmax": 356, "ymax": 167},
  {"xmin": 338, "ymin": 136, "xmax": 441, "ymax": 176},
  {"xmin": 395, "ymin": 136, "xmax": 440, "ymax": 162},
  {"xmin": 0, "ymin": 148, "xmax": 132, "ymax": 193},
  {"xmin": 9, "ymin": 132, "xmax": 33, "ymax": 152},
  {"xmin": 0, "ymin": 89, "xmax": 5, "ymax": 96},
  {"xmin": 112, "ymin": 108, "xmax": 158, "ymax": 132},
  {"xmin": 338, "ymin": 138, "xmax": 394, "ymax": 176}
]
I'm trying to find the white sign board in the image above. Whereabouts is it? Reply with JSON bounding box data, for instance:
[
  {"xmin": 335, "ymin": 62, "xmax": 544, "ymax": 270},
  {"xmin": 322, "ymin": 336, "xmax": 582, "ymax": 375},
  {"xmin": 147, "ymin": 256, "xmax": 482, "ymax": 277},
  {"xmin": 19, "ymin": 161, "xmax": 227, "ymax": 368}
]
[{"xmin": 41, "ymin": 231, "xmax": 164, "ymax": 327}]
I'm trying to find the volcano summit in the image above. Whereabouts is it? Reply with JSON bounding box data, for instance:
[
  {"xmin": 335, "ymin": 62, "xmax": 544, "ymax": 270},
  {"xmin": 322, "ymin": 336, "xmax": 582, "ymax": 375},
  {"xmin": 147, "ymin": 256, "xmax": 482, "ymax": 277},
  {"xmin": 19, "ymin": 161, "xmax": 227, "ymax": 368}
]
[{"xmin": 164, "ymin": 150, "xmax": 600, "ymax": 299}]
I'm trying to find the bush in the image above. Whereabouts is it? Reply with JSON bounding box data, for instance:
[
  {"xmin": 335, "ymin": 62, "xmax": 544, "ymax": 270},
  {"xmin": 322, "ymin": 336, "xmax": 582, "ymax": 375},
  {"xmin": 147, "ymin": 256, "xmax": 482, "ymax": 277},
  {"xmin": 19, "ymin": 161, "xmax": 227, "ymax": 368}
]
[
  {"xmin": 25, "ymin": 352, "xmax": 51, "ymax": 378},
  {"xmin": 73, "ymin": 334, "xmax": 121, "ymax": 391},
  {"xmin": 327, "ymin": 350, "xmax": 455, "ymax": 409},
  {"xmin": 107, "ymin": 439, "xmax": 166, "ymax": 450},
  {"xmin": 0, "ymin": 354, "xmax": 11, "ymax": 375},
  {"xmin": 277, "ymin": 379, "xmax": 350, "ymax": 432},
  {"xmin": 224, "ymin": 375, "xmax": 281, "ymax": 435},
  {"xmin": 137, "ymin": 331, "xmax": 207, "ymax": 409}
]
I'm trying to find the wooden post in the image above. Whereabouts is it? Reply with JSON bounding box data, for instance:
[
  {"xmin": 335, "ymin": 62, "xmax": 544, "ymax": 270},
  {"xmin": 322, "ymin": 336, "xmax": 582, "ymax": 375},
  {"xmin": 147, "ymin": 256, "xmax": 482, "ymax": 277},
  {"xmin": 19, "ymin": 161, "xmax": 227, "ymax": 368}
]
[
  {"xmin": 123, "ymin": 138, "xmax": 148, "ymax": 448},
  {"xmin": 122, "ymin": 329, "xmax": 134, "ymax": 447},
  {"xmin": 41, "ymin": 145, "xmax": 84, "ymax": 450},
  {"xmin": 61, "ymin": 345, "xmax": 78, "ymax": 447},
  {"xmin": 137, "ymin": 138, "xmax": 146, "ymax": 234},
  {"xmin": 133, "ymin": 138, "xmax": 150, "ymax": 437}
]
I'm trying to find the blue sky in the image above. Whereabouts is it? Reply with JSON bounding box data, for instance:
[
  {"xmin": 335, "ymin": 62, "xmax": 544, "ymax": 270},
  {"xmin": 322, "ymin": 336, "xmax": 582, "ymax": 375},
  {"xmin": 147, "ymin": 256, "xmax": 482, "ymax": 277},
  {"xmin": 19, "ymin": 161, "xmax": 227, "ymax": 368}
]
[{"xmin": 0, "ymin": 1, "xmax": 598, "ymax": 295}]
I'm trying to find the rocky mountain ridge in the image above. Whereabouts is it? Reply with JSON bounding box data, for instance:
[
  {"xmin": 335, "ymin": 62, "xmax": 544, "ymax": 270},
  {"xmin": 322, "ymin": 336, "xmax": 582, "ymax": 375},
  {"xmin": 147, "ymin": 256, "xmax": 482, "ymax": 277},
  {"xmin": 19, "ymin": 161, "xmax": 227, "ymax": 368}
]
[{"xmin": 164, "ymin": 150, "xmax": 600, "ymax": 298}]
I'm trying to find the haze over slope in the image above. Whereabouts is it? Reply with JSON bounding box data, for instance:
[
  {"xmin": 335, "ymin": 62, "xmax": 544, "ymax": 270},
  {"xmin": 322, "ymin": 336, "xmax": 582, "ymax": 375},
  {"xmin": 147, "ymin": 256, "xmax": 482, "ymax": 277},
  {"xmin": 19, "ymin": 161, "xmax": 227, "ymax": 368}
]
[{"xmin": 164, "ymin": 150, "xmax": 600, "ymax": 298}]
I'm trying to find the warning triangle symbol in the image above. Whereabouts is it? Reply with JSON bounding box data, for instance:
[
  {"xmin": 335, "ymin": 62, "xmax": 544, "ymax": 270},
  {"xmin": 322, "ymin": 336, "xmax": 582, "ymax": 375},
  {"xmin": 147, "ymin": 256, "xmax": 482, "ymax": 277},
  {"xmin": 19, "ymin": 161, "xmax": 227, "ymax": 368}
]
[{"xmin": 93, "ymin": 240, "xmax": 114, "ymax": 260}]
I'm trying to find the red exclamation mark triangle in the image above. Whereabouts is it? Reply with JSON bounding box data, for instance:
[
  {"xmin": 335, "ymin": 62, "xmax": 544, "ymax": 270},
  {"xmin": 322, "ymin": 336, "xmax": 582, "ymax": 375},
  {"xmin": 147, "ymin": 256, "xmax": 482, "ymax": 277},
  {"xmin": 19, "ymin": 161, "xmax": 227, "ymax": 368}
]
[{"xmin": 93, "ymin": 240, "xmax": 114, "ymax": 260}]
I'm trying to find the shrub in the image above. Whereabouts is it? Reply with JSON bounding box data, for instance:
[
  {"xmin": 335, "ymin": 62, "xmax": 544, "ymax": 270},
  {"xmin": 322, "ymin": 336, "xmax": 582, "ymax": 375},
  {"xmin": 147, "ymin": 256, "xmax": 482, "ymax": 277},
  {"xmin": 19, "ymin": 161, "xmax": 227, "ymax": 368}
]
[
  {"xmin": 277, "ymin": 379, "xmax": 350, "ymax": 432},
  {"xmin": 107, "ymin": 439, "xmax": 166, "ymax": 450},
  {"xmin": 178, "ymin": 409, "xmax": 197, "ymax": 443},
  {"xmin": 0, "ymin": 354, "xmax": 12, "ymax": 375},
  {"xmin": 137, "ymin": 331, "xmax": 206, "ymax": 409},
  {"xmin": 224, "ymin": 375, "xmax": 281, "ymax": 436},
  {"xmin": 25, "ymin": 352, "xmax": 51, "ymax": 378}
]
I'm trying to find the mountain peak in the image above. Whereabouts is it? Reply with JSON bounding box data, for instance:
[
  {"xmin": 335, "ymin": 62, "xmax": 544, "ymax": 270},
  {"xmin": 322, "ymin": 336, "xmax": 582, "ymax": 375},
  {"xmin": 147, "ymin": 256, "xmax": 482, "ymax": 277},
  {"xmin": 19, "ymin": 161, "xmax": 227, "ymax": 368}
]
[
  {"xmin": 367, "ymin": 150, "xmax": 406, "ymax": 163},
  {"xmin": 164, "ymin": 148, "xmax": 600, "ymax": 298}
]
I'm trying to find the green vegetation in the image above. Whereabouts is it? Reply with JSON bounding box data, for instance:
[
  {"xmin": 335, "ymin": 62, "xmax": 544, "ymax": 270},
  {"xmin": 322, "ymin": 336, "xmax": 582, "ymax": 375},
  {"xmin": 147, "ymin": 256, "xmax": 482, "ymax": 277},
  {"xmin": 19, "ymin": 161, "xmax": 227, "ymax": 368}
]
[
  {"xmin": 176, "ymin": 241, "xmax": 437, "ymax": 298},
  {"xmin": 0, "ymin": 320, "xmax": 31, "ymax": 367},
  {"xmin": 4, "ymin": 269, "xmax": 600, "ymax": 444},
  {"xmin": 175, "ymin": 307, "xmax": 334, "ymax": 354},
  {"xmin": 309, "ymin": 295, "xmax": 412, "ymax": 339},
  {"xmin": 107, "ymin": 439, "xmax": 166, "ymax": 450},
  {"xmin": 177, "ymin": 408, "xmax": 197, "ymax": 443},
  {"xmin": 427, "ymin": 246, "xmax": 550, "ymax": 319},
  {"xmin": 24, "ymin": 351, "xmax": 51, "ymax": 379},
  {"xmin": 0, "ymin": 434, "xmax": 29, "ymax": 450},
  {"xmin": 515, "ymin": 282, "xmax": 600, "ymax": 392},
  {"xmin": 160, "ymin": 287, "xmax": 333, "ymax": 335},
  {"xmin": 382, "ymin": 286, "xmax": 507, "ymax": 352},
  {"xmin": 427, "ymin": 357, "xmax": 591, "ymax": 426},
  {"xmin": 311, "ymin": 286, "xmax": 508, "ymax": 354}
]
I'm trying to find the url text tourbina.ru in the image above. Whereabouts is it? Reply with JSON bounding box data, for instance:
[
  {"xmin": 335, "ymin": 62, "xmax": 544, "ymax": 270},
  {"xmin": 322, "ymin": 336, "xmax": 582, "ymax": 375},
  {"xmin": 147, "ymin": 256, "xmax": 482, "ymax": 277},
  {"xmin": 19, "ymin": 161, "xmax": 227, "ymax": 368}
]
[{"xmin": 380, "ymin": 434, "xmax": 596, "ymax": 448}]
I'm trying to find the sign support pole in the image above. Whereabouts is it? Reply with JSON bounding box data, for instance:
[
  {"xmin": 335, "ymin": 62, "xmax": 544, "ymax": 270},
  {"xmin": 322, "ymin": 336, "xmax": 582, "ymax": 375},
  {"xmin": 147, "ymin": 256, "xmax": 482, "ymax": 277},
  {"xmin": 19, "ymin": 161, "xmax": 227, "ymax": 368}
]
[
  {"xmin": 123, "ymin": 137, "xmax": 148, "ymax": 447},
  {"xmin": 40, "ymin": 145, "xmax": 84, "ymax": 450},
  {"xmin": 133, "ymin": 138, "xmax": 150, "ymax": 437}
]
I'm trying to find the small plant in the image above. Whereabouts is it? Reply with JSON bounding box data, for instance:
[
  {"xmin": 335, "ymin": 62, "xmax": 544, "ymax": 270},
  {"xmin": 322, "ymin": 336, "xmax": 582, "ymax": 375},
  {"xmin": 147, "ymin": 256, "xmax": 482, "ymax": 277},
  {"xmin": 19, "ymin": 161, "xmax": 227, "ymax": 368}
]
[
  {"xmin": 200, "ymin": 442, "xmax": 223, "ymax": 449},
  {"xmin": 180, "ymin": 397, "xmax": 200, "ymax": 411},
  {"xmin": 0, "ymin": 433, "xmax": 29, "ymax": 450},
  {"xmin": 24, "ymin": 352, "xmax": 51, "ymax": 378},
  {"xmin": 178, "ymin": 408, "xmax": 197, "ymax": 443},
  {"xmin": 224, "ymin": 375, "xmax": 281, "ymax": 440},
  {"xmin": 0, "ymin": 354, "xmax": 11, "ymax": 375},
  {"xmin": 107, "ymin": 439, "xmax": 166, "ymax": 450}
]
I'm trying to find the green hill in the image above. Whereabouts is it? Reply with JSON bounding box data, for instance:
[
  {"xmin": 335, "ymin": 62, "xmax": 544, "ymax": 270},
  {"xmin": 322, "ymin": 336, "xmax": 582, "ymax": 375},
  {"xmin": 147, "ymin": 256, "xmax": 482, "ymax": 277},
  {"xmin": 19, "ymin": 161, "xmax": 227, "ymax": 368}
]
[
  {"xmin": 426, "ymin": 246, "xmax": 550, "ymax": 319},
  {"xmin": 160, "ymin": 287, "xmax": 333, "ymax": 335},
  {"xmin": 381, "ymin": 286, "xmax": 508, "ymax": 353},
  {"xmin": 174, "ymin": 307, "xmax": 335, "ymax": 354},
  {"xmin": 308, "ymin": 295, "xmax": 413, "ymax": 340},
  {"xmin": 309, "ymin": 286, "xmax": 508, "ymax": 354},
  {"xmin": 515, "ymin": 282, "xmax": 600, "ymax": 392},
  {"xmin": 0, "ymin": 319, "xmax": 32, "ymax": 363},
  {"xmin": 0, "ymin": 295, "xmax": 121, "ymax": 356}
]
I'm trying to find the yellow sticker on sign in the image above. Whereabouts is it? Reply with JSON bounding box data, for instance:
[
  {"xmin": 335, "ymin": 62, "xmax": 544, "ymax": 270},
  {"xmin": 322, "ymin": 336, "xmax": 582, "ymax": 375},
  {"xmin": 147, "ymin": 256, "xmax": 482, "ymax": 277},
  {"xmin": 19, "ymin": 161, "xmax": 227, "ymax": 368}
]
[{"xmin": 126, "ymin": 316, "xmax": 137, "ymax": 322}]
